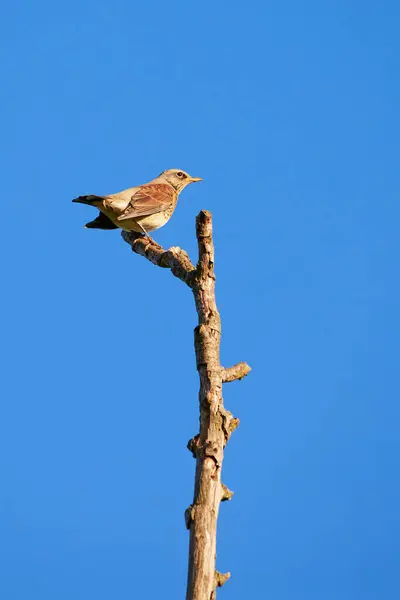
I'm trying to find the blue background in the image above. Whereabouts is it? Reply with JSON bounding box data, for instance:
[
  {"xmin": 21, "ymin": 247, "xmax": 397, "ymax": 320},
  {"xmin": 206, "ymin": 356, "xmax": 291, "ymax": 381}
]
[{"xmin": 1, "ymin": 1, "xmax": 399, "ymax": 598}]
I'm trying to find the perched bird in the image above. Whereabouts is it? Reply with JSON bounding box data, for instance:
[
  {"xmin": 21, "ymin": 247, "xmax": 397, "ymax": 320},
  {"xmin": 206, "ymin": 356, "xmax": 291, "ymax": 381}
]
[{"xmin": 72, "ymin": 168, "xmax": 202, "ymax": 237}]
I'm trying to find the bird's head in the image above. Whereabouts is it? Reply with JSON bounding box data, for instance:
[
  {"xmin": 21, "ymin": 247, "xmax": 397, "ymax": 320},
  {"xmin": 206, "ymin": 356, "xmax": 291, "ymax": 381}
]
[{"xmin": 159, "ymin": 169, "xmax": 202, "ymax": 192}]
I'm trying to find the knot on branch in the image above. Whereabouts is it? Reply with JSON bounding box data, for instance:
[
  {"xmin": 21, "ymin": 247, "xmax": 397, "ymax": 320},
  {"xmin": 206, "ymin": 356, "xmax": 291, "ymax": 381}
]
[
  {"xmin": 185, "ymin": 504, "xmax": 196, "ymax": 529},
  {"xmin": 210, "ymin": 571, "xmax": 231, "ymax": 599},
  {"xmin": 187, "ymin": 434, "xmax": 200, "ymax": 458},
  {"xmin": 215, "ymin": 571, "xmax": 231, "ymax": 589},
  {"xmin": 203, "ymin": 440, "xmax": 223, "ymax": 469},
  {"xmin": 222, "ymin": 362, "xmax": 251, "ymax": 383},
  {"xmin": 221, "ymin": 483, "xmax": 234, "ymax": 501},
  {"xmin": 220, "ymin": 408, "xmax": 240, "ymax": 444},
  {"xmin": 189, "ymin": 436, "xmax": 223, "ymax": 467}
]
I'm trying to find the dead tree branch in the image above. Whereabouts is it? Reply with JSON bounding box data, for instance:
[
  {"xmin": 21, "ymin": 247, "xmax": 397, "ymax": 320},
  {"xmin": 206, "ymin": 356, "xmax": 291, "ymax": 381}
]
[
  {"xmin": 122, "ymin": 211, "xmax": 250, "ymax": 600},
  {"xmin": 222, "ymin": 362, "xmax": 252, "ymax": 383}
]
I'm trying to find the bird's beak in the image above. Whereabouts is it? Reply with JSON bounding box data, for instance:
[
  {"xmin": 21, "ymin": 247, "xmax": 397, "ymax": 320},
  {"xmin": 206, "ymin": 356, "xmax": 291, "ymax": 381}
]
[{"xmin": 189, "ymin": 177, "xmax": 203, "ymax": 183}]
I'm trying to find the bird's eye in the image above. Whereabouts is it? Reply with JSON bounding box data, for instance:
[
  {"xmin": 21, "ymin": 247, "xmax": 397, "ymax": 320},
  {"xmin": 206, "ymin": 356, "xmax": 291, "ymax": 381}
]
[{"xmin": 177, "ymin": 171, "xmax": 186, "ymax": 178}]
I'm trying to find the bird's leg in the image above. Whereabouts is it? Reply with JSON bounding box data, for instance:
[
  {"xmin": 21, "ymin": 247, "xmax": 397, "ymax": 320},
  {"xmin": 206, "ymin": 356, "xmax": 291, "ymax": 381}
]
[{"xmin": 136, "ymin": 222, "xmax": 158, "ymax": 245}]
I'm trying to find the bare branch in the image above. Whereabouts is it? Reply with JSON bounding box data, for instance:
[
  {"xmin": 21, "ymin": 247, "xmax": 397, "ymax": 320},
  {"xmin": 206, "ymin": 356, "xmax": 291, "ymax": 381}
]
[
  {"xmin": 120, "ymin": 211, "xmax": 250, "ymax": 600},
  {"xmin": 185, "ymin": 504, "xmax": 196, "ymax": 530},
  {"xmin": 186, "ymin": 210, "xmax": 226, "ymax": 600},
  {"xmin": 220, "ymin": 408, "xmax": 240, "ymax": 444},
  {"xmin": 222, "ymin": 362, "xmax": 252, "ymax": 383},
  {"xmin": 187, "ymin": 434, "xmax": 200, "ymax": 458},
  {"xmin": 215, "ymin": 571, "xmax": 231, "ymax": 588},
  {"xmin": 221, "ymin": 483, "xmax": 234, "ymax": 501},
  {"xmin": 121, "ymin": 231, "xmax": 196, "ymax": 286}
]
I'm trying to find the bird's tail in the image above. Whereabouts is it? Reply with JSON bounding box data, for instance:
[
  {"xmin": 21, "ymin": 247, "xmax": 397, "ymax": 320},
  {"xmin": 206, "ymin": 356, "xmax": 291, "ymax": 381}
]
[{"xmin": 72, "ymin": 194, "xmax": 104, "ymax": 206}]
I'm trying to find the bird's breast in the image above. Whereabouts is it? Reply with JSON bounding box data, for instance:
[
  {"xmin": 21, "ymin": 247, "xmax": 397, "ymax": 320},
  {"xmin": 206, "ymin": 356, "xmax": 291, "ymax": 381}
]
[
  {"xmin": 138, "ymin": 210, "xmax": 173, "ymax": 231},
  {"xmin": 114, "ymin": 210, "xmax": 173, "ymax": 233}
]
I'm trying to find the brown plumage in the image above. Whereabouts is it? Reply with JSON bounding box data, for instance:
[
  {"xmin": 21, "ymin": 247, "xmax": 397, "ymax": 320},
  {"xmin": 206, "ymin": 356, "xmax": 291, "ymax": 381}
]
[{"xmin": 73, "ymin": 168, "xmax": 202, "ymax": 237}]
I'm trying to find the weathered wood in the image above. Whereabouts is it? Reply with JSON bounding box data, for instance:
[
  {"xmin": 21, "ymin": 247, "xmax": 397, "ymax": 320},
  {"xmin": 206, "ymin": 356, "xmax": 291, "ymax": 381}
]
[
  {"xmin": 222, "ymin": 362, "xmax": 252, "ymax": 383},
  {"xmin": 185, "ymin": 210, "xmax": 225, "ymax": 600},
  {"xmin": 122, "ymin": 211, "xmax": 250, "ymax": 600},
  {"xmin": 121, "ymin": 231, "xmax": 196, "ymax": 286}
]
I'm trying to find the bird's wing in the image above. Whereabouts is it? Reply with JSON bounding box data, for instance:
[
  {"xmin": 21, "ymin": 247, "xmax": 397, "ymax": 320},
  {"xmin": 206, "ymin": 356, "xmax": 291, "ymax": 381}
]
[
  {"xmin": 84, "ymin": 211, "xmax": 118, "ymax": 230},
  {"xmin": 117, "ymin": 184, "xmax": 175, "ymax": 222}
]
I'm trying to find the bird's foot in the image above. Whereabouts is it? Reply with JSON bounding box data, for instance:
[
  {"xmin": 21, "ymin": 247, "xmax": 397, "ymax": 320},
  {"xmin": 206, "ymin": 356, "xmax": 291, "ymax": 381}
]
[{"xmin": 143, "ymin": 233, "xmax": 161, "ymax": 247}]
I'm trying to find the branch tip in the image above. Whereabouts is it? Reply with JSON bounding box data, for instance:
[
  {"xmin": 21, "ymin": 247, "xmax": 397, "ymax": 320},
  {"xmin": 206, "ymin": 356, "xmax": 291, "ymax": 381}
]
[
  {"xmin": 185, "ymin": 504, "xmax": 196, "ymax": 530},
  {"xmin": 221, "ymin": 483, "xmax": 234, "ymax": 502},
  {"xmin": 222, "ymin": 362, "xmax": 251, "ymax": 383},
  {"xmin": 215, "ymin": 571, "xmax": 231, "ymax": 588},
  {"xmin": 221, "ymin": 409, "xmax": 240, "ymax": 443},
  {"xmin": 228, "ymin": 418, "xmax": 240, "ymax": 435},
  {"xmin": 187, "ymin": 434, "xmax": 200, "ymax": 458}
]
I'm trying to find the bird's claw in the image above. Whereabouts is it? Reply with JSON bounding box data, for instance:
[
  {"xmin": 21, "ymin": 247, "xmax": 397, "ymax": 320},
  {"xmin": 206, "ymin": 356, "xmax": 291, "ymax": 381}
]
[{"xmin": 144, "ymin": 234, "xmax": 161, "ymax": 247}]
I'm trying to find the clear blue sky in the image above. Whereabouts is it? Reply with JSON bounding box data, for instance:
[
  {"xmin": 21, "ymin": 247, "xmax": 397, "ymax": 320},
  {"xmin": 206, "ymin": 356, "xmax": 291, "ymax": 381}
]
[{"xmin": 1, "ymin": 1, "xmax": 399, "ymax": 598}]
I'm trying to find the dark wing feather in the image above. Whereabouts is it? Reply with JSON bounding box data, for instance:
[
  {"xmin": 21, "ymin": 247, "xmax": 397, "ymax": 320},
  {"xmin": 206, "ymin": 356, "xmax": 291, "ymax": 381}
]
[
  {"xmin": 85, "ymin": 211, "xmax": 118, "ymax": 230},
  {"xmin": 117, "ymin": 184, "xmax": 175, "ymax": 222}
]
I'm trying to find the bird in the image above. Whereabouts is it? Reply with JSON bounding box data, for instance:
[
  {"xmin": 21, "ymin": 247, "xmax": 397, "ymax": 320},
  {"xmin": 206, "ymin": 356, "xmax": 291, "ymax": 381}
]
[{"xmin": 72, "ymin": 168, "xmax": 202, "ymax": 239}]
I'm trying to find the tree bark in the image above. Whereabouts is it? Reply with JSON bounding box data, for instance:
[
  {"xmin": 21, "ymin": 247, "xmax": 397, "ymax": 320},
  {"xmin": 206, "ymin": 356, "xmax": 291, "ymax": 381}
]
[{"xmin": 122, "ymin": 210, "xmax": 250, "ymax": 600}]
